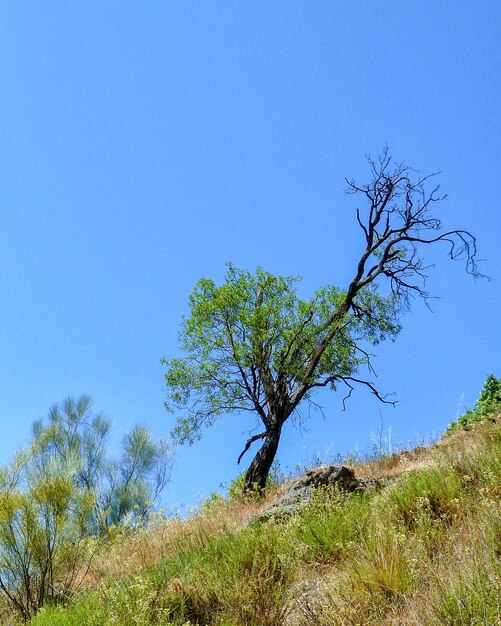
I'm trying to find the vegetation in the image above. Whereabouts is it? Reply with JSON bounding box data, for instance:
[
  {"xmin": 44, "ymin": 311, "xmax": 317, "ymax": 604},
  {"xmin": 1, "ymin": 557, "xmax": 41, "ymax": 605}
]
[
  {"xmin": 32, "ymin": 396, "xmax": 173, "ymax": 532},
  {"xmin": 0, "ymin": 397, "xmax": 173, "ymax": 621},
  {"xmin": 0, "ymin": 377, "xmax": 496, "ymax": 625},
  {"xmin": 0, "ymin": 147, "xmax": 493, "ymax": 623},
  {"xmin": 446, "ymin": 374, "xmax": 501, "ymax": 433},
  {"xmin": 163, "ymin": 150, "xmax": 481, "ymax": 491},
  {"xmin": 0, "ymin": 446, "xmax": 94, "ymax": 621}
]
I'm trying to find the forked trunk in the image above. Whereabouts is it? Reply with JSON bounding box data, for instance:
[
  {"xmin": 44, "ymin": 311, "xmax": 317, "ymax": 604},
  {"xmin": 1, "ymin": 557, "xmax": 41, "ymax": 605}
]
[{"xmin": 244, "ymin": 425, "xmax": 282, "ymax": 492}]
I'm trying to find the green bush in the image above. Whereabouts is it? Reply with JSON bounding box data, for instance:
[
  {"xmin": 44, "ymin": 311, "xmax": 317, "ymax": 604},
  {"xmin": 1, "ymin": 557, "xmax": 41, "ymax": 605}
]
[
  {"xmin": 0, "ymin": 449, "xmax": 95, "ymax": 622},
  {"xmin": 381, "ymin": 467, "xmax": 464, "ymax": 530},
  {"xmin": 431, "ymin": 557, "xmax": 501, "ymax": 626},
  {"xmin": 447, "ymin": 374, "xmax": 501, "ymax": 433},
  {"xmin": 227, "ymin": 462, "xmax": 281, "ymax": 501},
  {"xmin": 29, "ymin": 594, "xmax": 106, "ymax": 626},
  {"xmin": 32, "ymin": 396, "xmax": 173, "ymax": 533}
]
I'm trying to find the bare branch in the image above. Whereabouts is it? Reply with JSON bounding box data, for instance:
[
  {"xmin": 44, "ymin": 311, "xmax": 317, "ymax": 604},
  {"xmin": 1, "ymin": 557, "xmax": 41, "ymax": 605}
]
[
  {"xmin": 237, "ymin": 431, "xmax": 267, "ymax": 465},
  {"xmin": 339, "ymin": 376, "xmax": 396, "ymax": 410}
]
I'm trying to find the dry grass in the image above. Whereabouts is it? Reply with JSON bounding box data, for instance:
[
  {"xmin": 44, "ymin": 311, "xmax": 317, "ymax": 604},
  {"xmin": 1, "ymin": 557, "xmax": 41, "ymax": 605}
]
[
  {"xmin": 12, "ymin": 414, "xmax": 500, "ymax": 626},
  {"xmin": 355, "ymin": 413, "xmax": 500, "ymax": 480},
  {"xmin": 85, "ymin": 486, "xmax": 281, "ymax": 585},
  {"xmin": 288, "ymin": 419, "xmax": 501, "ymax": 626}
]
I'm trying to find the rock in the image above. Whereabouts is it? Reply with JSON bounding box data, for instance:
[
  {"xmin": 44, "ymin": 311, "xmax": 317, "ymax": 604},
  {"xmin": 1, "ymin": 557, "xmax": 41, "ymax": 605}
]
[
  {"xmin": 284, "ymin": 577, "xmax": 332, "ymax": 626},
  {"xmin": 249, "ymin": 465, "xmax": 359, "ymax": 524},
  {"xmin": 355, "ymin": 476, "xmax": 384, "ymax": 491},
  {"xmin": 298, "ymin": 465, "xmax": 358, "ymax": 490}
]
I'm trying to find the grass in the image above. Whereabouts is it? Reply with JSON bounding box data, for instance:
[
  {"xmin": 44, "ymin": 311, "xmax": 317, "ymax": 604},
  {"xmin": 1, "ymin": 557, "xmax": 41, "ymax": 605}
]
[{"xmin": 2, "ymin": 404, "xmax": 499, "ymax": 625}]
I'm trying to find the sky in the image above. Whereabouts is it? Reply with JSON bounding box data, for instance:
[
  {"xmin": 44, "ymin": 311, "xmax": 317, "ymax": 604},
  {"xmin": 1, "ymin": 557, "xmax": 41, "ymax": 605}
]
[{"xmin": 0, "ymin": 2, "xmax": 499, "ymax": 511}]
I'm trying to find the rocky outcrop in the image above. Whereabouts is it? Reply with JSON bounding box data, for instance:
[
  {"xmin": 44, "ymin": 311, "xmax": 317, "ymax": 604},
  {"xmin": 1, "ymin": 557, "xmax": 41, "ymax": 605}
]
[{"xmin": 249, "ymin": 464, "xmax": 359, "ymax": 523}]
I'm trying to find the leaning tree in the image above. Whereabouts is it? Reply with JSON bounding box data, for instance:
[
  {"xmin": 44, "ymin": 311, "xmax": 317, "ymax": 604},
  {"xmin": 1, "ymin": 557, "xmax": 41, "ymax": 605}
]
[{"xmin": 163, "ymin": 150, "xmax": 480, "ymax": 491}]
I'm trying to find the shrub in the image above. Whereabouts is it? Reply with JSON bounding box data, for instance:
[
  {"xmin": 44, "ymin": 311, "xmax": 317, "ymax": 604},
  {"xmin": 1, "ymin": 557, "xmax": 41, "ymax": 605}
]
[
  {"xmin": 447, "ymin": 374, "xmax": 501, "ymax": 433},
  {"xmin": 346, "ymin": 523, "xmax": 417, "ymax": 600},
  {"xmin": 0, "ymin": 449, "xmax": 95, "ymax": 622},
  {"xmin": 32, "ymin": 396, "xmax": 173, "ymax": 533},
  {"xmin": 381, "ymin": 467, "xmax": 464, "ymax": 530},
  {"xmin": 227, "ymin": 462, "xmax": 281, "ymax": 502}
]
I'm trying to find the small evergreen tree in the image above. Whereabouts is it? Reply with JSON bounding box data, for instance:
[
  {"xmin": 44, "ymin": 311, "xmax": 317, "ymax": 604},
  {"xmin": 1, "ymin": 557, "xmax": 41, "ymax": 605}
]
[
  {"xmin": 32, "ymin": 396, "xmax": 173, "ymax": 531},
  {"xmin": 0, "ymin": 397, "xmax": 174, "ymax": 620}
]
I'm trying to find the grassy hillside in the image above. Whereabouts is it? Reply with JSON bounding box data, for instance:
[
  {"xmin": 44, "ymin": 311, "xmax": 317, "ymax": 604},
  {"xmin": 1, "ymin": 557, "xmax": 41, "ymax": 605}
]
[{"xmin": 1, "ymin": 404, "xmax": 500, "ymax": 625}]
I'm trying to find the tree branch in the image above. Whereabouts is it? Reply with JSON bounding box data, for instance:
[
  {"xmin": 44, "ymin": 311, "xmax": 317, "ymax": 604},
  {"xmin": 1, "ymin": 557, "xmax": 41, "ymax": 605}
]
[
  {"xmin": 340, "ymin": 376, "xmax": 396, "ymax": 409},
  {"xmin": 237, "ymin": 431, "xmax": 267, "ymax": 464}
]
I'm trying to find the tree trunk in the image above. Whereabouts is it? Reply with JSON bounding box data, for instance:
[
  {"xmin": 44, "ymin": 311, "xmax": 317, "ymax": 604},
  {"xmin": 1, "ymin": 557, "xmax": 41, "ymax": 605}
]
[{"xmin": 244, "ymin": 425, "xmax": 282, "ymax": 492}]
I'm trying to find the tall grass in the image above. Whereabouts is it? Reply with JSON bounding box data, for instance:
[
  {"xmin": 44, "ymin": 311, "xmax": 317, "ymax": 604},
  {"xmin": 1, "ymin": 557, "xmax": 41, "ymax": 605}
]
[{"xmin": 19, "ymin": 419, "xmax": 501, "ymax": 626}]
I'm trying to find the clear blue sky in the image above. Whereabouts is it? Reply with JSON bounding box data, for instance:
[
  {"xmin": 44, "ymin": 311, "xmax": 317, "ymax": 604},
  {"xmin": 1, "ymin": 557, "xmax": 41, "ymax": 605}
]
[{"xmin": 0, "ymin": 2, "xmax": 499, "ymax": 510}]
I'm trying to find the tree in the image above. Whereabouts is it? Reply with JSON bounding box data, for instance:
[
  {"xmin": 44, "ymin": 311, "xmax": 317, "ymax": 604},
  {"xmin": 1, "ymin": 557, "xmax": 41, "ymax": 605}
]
[
  {"xmin": 32, "ymin": 396, "xmax": 173, "ymax": 532},
  {"xmin": 163, "ymin": 150, "xmax": 480, "ymax": 491},
  {"xmin": 0, "ymin": 397, "xmax": 174, "ymax": 620}
]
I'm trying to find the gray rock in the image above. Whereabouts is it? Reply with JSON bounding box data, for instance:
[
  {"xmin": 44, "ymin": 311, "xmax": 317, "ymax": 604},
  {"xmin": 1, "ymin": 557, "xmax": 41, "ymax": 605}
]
[
  {"xmin": 249, "ymin": 465, "xmax": 359, "ymax": 524},
  {"xmin": 297, "ymin": 465, "xmax": 357, "ymax": 490}
]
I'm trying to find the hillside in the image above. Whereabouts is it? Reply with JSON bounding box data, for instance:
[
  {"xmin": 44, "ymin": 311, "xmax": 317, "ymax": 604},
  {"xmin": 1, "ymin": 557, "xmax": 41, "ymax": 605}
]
[{"xmin": 1, "ymin": 407, "xmax": 500, "ymax": 625}]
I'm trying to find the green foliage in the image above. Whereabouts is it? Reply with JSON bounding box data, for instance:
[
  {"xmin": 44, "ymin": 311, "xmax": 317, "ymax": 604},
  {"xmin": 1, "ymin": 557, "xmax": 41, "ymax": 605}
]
[
  {"xmin": 294, "ymin": 487, "xmax": 370, "ymax": 563},
  {"xmin": 20, "ymin": 416, "xmax": 501, "ymax": 626},
  {"xmin": 446, "ymin": 374, "xmax": 501, "ymax": 433},
  {"xmin": 226, "ymin": 463, "xmax": 281, "ymax": 502},
  {"xmin": 432, "ymin": 563, "xmax": 501, "ymax": 626},
  {"xmin": 476, "ymin": 373, "xmax": 501, "ymax": 413},
  {"xmin": 347, "ymin": 523, "xmax": 417, "ymax": 601},
  {"xmin": 163, "ymin": 263, "xmax": 399, "ymax": 448},
  {"xmin": 380, "ymin": 467, "xmax": 464, "ymax": 529},
  {"xmin": 32, "ymin": 396, "xmax": 173, "ymax": 532},
  {"xmin": 0, "ymin": 397, "xmax": 173, "ymax": 622},
  {"xmin": 0, "ymin": 447, "xmax": 95, "ymax": 621}
]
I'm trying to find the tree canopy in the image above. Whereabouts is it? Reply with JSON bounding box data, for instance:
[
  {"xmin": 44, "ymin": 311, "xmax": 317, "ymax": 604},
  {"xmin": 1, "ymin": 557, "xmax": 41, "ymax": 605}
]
[{"xmin": 163, "ymin": 150, "xmax": 480, "ymax": 491}]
